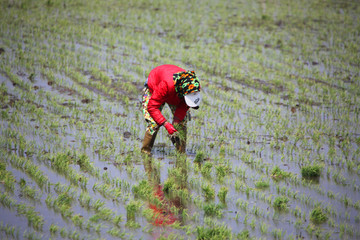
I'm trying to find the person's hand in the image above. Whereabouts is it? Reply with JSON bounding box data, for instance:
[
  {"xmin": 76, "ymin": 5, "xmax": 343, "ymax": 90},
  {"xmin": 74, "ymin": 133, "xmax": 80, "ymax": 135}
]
[{"xmin": 164, "ymin": 122, "xmax": 177, "ymax": 135}]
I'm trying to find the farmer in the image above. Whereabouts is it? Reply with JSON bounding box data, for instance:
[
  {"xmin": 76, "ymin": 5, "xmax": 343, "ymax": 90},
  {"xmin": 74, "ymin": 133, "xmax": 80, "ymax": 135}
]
[{"xmin": 141, "ymin": 64, "xmax": 201, "ymax": 154}]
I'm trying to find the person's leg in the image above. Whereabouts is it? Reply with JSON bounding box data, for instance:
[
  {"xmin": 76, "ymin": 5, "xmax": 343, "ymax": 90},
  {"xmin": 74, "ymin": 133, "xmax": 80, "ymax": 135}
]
[
  {"xmin": 141, "ymin": 131, "xmax": 154, "ymax": 154},
  {"xmin": 141, "ymin": 88, "xmax": 162, "ymax": 154}
]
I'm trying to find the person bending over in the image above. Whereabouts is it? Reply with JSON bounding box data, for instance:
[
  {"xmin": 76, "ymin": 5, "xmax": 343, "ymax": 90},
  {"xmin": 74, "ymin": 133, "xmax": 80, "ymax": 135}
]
[{"xmin": 141, "ymin": 64, "xmax": 201, "ymax": 154}]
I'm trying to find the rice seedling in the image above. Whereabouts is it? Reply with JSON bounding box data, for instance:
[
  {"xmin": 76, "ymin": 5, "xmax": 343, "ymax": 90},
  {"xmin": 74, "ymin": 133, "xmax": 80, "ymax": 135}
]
[
  {"xmin": 201, "ymin": 161, "xmax": 213, "ymax": 178},
  {"xmin": 272, "ymin": 228, "xmax": 283, "ymax": 239},
  {"xmin": 108, "ymin": 227, "xmax": 126, "ymax": 238},
  {"xmin": 0, "ymin": 162, "xmax": 15, "ymax": 191},
  {"xmin": 201, "ymin": 184, "xmax": 215, "ymax": 201},
  {"xmin": 251, "ymin": 205, "xmax": 261, "ymax": 217},
  {"xmin": 215, "ymin": 164, "xmax": 231, "ymax": 181},
  {"xmin": 301, "ymin": 164, "xmax": 323, "ymax": 178},
  {"xmin": 273, "ymin": 196, "xmax": 289, "ymax": 210},
  {"xmin": 132, "ymin": 179, "xmax": 152, "ymax": 199},
  {"xmin": 71, "ymin": 214, "xmax": 84, "ymax": 229},
  {"xmin": 217, "ymin": 186, "xmax": 228, "ymax": 204},
  {"xmin": 237, "ymin": 229, "xmax": 250, "ymax": 240},
  {"xmin": 196, "ymin": 223, "xmax": 232, "ymax": 240},
  {"xmin": 23, "ymin": 230, "xmax": 42, "ymax": 240},
  {"xmin": 126, "ymin": 200, "xmax": 141, "ymax": 223},
  {"xmin": 0, "ymin": 222, "xmax": 18, "ymax": 239},
  {"xmin": 20, "ymin": 184, "xmax": 38, "ymax": 200},
  {"xmin": 16, "ymin": 203, "xmax": 44, "ymax": 230},
  {"xmin": 254, "ymin": 178, "xmax": 270, "ymax": 189},
  {"xmin": 7, "ymin": 152, "xmax": 49, "ymax": 188},
  {"xmin": 310, "ymin": 206, "xmax": 328, "ymax": 224},
  {"xmin": 260, "ymin": 222, "xmax": 268, "ymax": 235},
  {"xmin": 194, "ymin": 150, "xmax": 205, "ymax": 164},
  {"xmin": 49, "ymin": 224, "xmax": 59, "ymax": 235},
  {"xmin": 250, "ymin": 218, "xmax": 256, "ymax": 229},
  {"xmin": 203, "ymin": 203, "xmax": 223, "ymax": 218},
  {"xmin": 271, "ymin": 166, "xmax": 290, "ymax": 179}
]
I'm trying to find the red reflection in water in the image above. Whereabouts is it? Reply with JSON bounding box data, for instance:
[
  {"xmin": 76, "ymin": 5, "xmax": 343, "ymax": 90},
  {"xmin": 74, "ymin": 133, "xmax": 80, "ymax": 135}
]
[{"xmin": 148, "ymin": 185, "xmax": 177, "ymax": 226}]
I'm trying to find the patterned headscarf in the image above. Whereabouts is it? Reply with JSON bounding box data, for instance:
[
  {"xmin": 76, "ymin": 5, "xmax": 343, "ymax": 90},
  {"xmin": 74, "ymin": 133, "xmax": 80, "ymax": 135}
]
[{"xmin": 173, "ymin": 71, "xmax": 201, "ymax": 98}]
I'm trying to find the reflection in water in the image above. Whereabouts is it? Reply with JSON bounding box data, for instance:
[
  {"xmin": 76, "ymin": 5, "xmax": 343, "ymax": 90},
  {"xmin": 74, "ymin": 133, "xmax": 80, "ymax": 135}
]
[{"xmin": 143, "ymin": 153, "xmax": 188, "ymax": 226}]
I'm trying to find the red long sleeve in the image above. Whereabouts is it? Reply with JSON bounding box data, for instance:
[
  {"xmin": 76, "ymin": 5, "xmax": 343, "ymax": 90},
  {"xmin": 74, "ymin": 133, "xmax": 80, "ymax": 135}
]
[
  {"xmin": 146, "ymin": 65, "xmax": 189, "ymax": 125},
  {"xmin": 147, "ymin": 81, "xmax": 168, "ymax": 125}
]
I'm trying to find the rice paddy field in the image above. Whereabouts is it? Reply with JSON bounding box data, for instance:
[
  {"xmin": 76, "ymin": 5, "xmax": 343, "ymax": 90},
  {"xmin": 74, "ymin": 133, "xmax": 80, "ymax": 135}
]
[{"xmin": 0, "ymin": 0, "xmax": 359, "ymax": 239}]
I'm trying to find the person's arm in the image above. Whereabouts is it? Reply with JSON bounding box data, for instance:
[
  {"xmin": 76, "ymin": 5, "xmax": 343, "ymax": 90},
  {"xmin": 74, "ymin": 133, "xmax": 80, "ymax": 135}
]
[{"xmin": 147, "ymin": 81, "xmax": 168, "ymax": 126}]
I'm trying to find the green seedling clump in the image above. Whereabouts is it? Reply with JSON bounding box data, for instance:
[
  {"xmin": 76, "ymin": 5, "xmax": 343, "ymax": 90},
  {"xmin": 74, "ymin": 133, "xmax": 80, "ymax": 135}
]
[
  {"xmin": 310, "ymin": 207, "xmax": 328, "ymax": 224},
  {"xmin": 0, "ymin": 161, "xmax": 5, "ymax": 171},
  {"xmin": 202, "ymin": 184, "xmax": 215, "ymax": 201},
  {"xmin": 237, "ymin": 229, "xmax": 250, "ymax": 240},
  {"xmin": 55, "ymin": 192, "xmax": 73, "ymax": 207},
  {"xmin": 255, "ymin": 179, "xmax": 270, "ymax": 189},
  {"xmin": 163, "ymin": 178, "xmax": 176, "ymax": 194},
  {"xmin": 0, "ymin": 162, "xmax": 15, "ymax": 190},
  {"xmin": 217, "ymin": 186, "xmax": 228, "ymax": 203},
  {"xmin": 355, "ymin": 137, "xmax": 360, "ymax": 146},
  {"xmin": 301, "ymin": 164, "xmax": 322, "ymax": 178},
  {"xmin": 126, "ymin": 200, "xmax": 141, "ymax": 223},
  {"xmin": 271, "ymin": 166, "xmax": 290, "ymax": 179},
  {"xmin": 203, "ymin": 203, "xmax": 223, "ymax": 217},
  {"xmin": 201, "ymin": 161, "xmax": 213, "ymax": 177},
  {"xmin": 196, "ymin": 224, "xmax": 232, "ymax": 240},
  {"xmin": 173, "ymin": 123, "xmax": 186, "ymax": 142},
  {"xmin": 273, "ymin": 196, "xmax": 289, "ymax": 210},
  {"xmin": 215, "ymin": 164, "xmax": 231, "ymax": 180},
  {"xmin": 194, "ymin": 150, "xmax": 205, "ymax": 164},
  {"xmin": 90, "ymin": 68, "xmax": 112, "ymax": 85},
  {"xmin": 132, "ymin": 180, "xmax": 152, "ymax": 199},
  {"xmin": 49, "ymin": 224, "xmax": 59, "ymax": 235}
]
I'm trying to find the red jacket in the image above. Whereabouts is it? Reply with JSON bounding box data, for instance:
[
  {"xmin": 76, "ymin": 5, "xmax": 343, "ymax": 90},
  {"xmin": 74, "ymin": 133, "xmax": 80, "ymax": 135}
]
[{"xmin": 147, "ymin": 65, "xmax": 189, "ymax": 125}]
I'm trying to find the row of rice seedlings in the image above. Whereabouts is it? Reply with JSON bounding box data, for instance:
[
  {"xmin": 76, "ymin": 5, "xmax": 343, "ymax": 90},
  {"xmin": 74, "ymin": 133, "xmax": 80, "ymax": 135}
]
[
  {"xmin": 1, "ymin": 96, "xmax": 110, "ymax": 182},
  {"xmin": 28, "ymin": 3, "xmax": 312, "ymax": 109},
  {"xmin": 46, "ymin": 151, "xmax": 93, "ymax": 187},
  {"xmin": 0, "ymin": 192, "xmax": 44, "ymax": 230},
  {"xmin": 3, "ymin": 97, "xmax": 129, "ymax": 216},
  {"xmin": 198, "ymin": 77, "xmax": 356, "ymax": 238},
  {"xmin": 2, "ymin": 70, "xmax": 84, "ymax": 131},
  {"xmin": 49, "ymin": 224, "xmax": 87, "ymax": 240},
  {"xmin": 237, "ymin": 191, "xmax": 334, "ymax": 238},
  {"xmin": 78, "ymin": 191, "xmax": 124, "ymax": 225},
  {"xmin": 45, "ymin": 188, "xmax": 75, "ymax": 218},
  {"xmin": 226, "ymin": 131, "xmax": 352, "ymax": 234},
  {"xmin": 5, "ymin": 151, "xmax": 49, "ymax": 188},
  {"xmin": 125, "ymin": 200, "xmax": 142, "ymax": 228},
  {"xmin": 0, "ymin": 221, "xmax": 20, "ymax": 239},
  {"xmin": 2, "ymin": 0, "xmax": 358, "ymax": 109},
  {"xmin": 45, "ymin": 185, "xmax": 126, "ymax": 237},
  {"xmin": 1, "ymin": 29, "xmax": 140, "ymax": 108},
  {"xmin": 233, "ymin": 164, "xmax": 347, "ymax": 233},
  {"xmin": 92, "ymin": 181, "xmax": 126, "ymax": 201},
  {"xmin": 18, "ymin": 178, "xmax": 40, "ymax": 201},
  {"xmin": 0, "ymin": 161, "xmax": 16, "ymax": 191}
]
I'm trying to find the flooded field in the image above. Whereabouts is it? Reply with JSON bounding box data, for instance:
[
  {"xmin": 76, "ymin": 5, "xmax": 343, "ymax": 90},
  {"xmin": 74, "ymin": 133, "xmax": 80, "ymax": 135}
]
[{"xmin": 0, "ymin": 0, "xmax": 359, "ymax": 239}]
